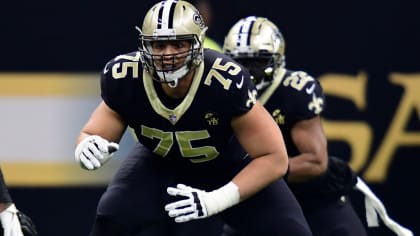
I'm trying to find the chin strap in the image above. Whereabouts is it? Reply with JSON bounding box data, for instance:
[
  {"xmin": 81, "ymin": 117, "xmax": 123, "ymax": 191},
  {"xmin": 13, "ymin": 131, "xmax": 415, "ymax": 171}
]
[{"xmin": 354, "ymin": 177, "xmax": 413, "ymax": 236}]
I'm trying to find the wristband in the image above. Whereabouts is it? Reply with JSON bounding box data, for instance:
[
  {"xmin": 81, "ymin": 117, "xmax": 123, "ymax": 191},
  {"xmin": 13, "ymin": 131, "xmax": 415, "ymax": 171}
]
[{"xmin": 205, "ymin": 182, "xmax": 240, "ymax": 215}]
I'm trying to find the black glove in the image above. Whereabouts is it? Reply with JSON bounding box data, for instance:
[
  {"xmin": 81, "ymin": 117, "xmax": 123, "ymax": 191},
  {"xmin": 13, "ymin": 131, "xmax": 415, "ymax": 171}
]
[
  {"xmin": 17, "ymin": 211, "xmax": 38, "ymax": 236},
  {"xmin": 0, "ymin": 210, "xmax": 38, "ymax": 236},
  {"xmin": 288, "ymin": 156, "xmax": 357, "ymax": 202}
]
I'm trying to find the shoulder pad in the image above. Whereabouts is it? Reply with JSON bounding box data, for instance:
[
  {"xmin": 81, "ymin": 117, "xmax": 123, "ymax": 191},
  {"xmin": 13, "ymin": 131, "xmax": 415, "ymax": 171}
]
[{"xmin": 102, "ymin": 51, "xmax": 141, "ymax": 80}]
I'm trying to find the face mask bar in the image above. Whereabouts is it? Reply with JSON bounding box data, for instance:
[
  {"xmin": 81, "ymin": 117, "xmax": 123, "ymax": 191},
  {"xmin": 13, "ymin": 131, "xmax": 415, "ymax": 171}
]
[
  {"xmin": 138, "ymin": 33, "xmax": 202, "ymax": 85},
  {"xmin": 230, "ymin": 51, "xmax": 280, "ymax": 85}
]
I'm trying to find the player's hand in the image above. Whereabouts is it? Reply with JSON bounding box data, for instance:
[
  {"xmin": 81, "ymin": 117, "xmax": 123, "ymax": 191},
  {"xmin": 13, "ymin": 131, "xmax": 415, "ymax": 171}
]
[
  {"xmin": 0, "ymin": 204, "xmax": 23, "ymax": 236},
  {"xmin": 164, "ymin": 182, "xmax": 240, "ymax": 223},
  {"xmin": 165, "ymin": 184, "xmax": 210, "ymax": 223},
  {"xmin": 75, "ymin": 135, "xmax": 119, "ymax": 170},
  {"xmin": 17, "ymin": 211, "xmax": 38, "ymax": 236}
]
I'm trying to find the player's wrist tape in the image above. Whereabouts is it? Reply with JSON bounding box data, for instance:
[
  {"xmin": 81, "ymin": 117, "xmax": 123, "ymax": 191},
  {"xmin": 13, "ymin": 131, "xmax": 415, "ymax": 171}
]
[
  {"xmin": 205, "ymin": 182, "xmax": 240, "ymax": 215},
  {"xmin": 75, "ymin": 135, "xmax": 94, "ymax": 161},
  {"xmin": 0, "ymin": 203, "xmax": 18, "ymax": 223},
  {"xmin": 0, "ymin": 203, "xmax": 17, "ymax": 214}
]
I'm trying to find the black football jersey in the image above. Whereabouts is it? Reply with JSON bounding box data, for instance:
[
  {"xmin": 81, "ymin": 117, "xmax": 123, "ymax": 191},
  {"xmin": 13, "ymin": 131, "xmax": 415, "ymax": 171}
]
[
  {"xmin": 101, "ymin": 49, "xmax": 257, "ymax": 165},
  {"xmin": 258, "ymin": 68, "xmax": 326, "ymax": 157}
]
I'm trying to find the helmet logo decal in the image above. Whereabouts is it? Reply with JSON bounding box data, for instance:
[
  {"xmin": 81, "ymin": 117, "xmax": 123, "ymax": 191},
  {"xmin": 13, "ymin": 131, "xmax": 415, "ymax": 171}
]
[{"xmin": 193, "ymin": 12, "xmax": 205, "ymax": 29}]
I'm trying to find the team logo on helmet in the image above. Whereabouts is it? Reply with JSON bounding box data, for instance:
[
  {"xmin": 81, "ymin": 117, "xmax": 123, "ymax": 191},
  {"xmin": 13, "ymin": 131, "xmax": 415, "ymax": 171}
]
[{"xmin": 193, "ymin": 12, "xmax": 205, "ymax": 29}]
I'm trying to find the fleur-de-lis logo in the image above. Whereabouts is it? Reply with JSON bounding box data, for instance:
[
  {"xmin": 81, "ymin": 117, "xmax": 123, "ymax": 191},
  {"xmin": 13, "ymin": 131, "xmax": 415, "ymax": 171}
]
[
  {"xmin": 308, "ymin": 94, "xmax": 324, "ymax": 114},
  {"xmin": 246, "ymin": 89, "xmax": 258, "ymax": 107}
]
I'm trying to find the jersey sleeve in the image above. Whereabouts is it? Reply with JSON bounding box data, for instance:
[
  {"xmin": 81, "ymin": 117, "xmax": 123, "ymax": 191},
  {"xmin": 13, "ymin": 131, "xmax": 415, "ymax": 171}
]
[
  {"xmin": 203, "ymin": 50, "xmax": 258, "ymax": 117},
  {"xmin": 224, "ymin": 59, "xmax": 257, "ymax": 117},
  {"xmin": 286, "ymin": 71, "xmax": 326, "ymax": 122},
  {"xmin": 100, "ymin": 60, "xmax": 113, "ymax": 106},
  {"xmin": 232, "ymin": 69, "xmax": 257, "ymax": 116},
  {"xmin": 100, "ymin": 51, "xmax": 142, "ymax": 113}
]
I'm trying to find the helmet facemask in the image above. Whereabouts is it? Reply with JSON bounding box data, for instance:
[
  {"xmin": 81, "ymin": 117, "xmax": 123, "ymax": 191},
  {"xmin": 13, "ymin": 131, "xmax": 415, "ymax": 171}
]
[
  {"xmin": 139, "ymin": 34, "xmax": 202, "ymax": 87},
  {"xmin": 233, "ymin": 51, "xmax": 281, "ymax": 90}
]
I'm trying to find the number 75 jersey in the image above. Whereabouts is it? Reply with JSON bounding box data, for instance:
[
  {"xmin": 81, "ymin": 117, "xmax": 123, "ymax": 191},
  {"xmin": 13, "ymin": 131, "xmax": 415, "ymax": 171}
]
[{"xmin": 100, "ymin": 49, "xmax": 257, "ymax": 164}]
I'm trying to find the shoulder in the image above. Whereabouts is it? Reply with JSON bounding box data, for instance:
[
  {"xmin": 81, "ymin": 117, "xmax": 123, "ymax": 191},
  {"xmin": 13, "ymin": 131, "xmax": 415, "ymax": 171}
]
[
  {"xmin": 202, "ymin": 50, "xmax": 255, "ymax": 93},
  {"xmin": 201, "ymin": 50, "xmax": 257, "ymax": 114},
  {"xmin": 100, "ymin": 51, "xmax": 144, "ymax": 106},
  {"xmin": 279, "ymin": 69, "xmax": 325, "ymax": 115},
  {"xmin": 280, "ymin": 69, "xmax": 324, "ymax": 98},
  {"xmin": 102, "ymin": 51, "xmax": 142, "ymax": 80}
]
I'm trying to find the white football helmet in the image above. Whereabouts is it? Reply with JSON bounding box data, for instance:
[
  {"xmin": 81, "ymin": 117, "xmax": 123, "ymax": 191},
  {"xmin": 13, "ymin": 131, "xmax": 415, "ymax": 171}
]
[
  {"xmin": 138, "ymin": 0, "xmax": 207, "ymax": 87},
  {"xmin": 223, "ymin": 16, "xmax": 285, "ymax": 90}
]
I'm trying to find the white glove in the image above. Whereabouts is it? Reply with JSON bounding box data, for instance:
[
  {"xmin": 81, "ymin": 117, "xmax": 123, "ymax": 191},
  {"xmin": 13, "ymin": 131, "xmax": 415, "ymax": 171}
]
[
  {"xmin": 75, "ymin": 135, "xmax": 119, "ymax": 170},
  {"xmin": 164, "ymin": 182, "xmax": 240, "ymax": 223},
  {"xmin": 0, "ymin": 204, "xmax": 23, "ymax": 236}
]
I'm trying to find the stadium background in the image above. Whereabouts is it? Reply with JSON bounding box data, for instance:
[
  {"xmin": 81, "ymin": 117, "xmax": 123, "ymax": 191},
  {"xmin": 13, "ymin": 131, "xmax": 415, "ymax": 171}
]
[{"xmin": 1, "ymin": 0, "xmax": 419, "ymax": 235}]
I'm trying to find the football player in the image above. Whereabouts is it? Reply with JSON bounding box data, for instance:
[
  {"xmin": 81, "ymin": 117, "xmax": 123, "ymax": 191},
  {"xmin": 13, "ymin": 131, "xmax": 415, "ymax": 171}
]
[
  {"xmin": 74, "ymin": 1, "xmax": 312, "ymax": 236},
  {"xmin": 223, "ymin": 16, "xmax": 368, "ymax": 236},
  {"xmin": 0, "ymin": 168, "xmax": 38, "ymax": 236},
  {"xmin": 223, "ymin": 16, "xmax": 413, "ymax": 236}
]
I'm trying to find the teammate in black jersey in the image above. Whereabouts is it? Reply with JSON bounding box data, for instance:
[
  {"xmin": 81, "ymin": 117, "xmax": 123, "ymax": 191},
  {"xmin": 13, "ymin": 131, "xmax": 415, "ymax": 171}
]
[
  {"xmin": 74, "ymin": 1, "xmax": 312, "ymax": 236},
  {"xmin": 223, "ymin": 16, "xmax": 369, "ymax": 236},
  {"xmin": 0, "ymin": 167, "xmax": 38, "ymax": 236}
]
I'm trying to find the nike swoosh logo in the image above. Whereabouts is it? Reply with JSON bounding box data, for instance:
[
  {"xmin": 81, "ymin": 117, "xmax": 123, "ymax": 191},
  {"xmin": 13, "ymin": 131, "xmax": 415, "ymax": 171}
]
[
  {"xmin": 103, "ymin": 62, "xmax": 111, "ymax": 74},
  {"xmin": 103, "ymin": 66, "xmax": 109, "ymax": 74},
  {"xmin": 306, "ymin": 83, "xmax": 315, "ymax": 94},
  {"xmin": 236, "ymin": 75, "xmax": 244, "ymax": 89}
]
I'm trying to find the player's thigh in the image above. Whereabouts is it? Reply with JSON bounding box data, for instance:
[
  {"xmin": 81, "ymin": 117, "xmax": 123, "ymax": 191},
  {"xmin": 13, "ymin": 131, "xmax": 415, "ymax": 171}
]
[
  {"xmin": 304, "ymin": 195, "xmax": 367, "ymax": 236},
  {"xmin": 96, "ymin": 143, "xmax": 172, "ymax": 231},
  {"xmin": 221, "ymin": 179, "xmax": 312, "ymax": 236}
]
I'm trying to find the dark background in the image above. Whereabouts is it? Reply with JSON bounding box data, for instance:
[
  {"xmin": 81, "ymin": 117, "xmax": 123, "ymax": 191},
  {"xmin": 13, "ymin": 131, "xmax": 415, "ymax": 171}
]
[{"xmin": 2, "ymin": 0, "xmax": 419, "ymax": 235}]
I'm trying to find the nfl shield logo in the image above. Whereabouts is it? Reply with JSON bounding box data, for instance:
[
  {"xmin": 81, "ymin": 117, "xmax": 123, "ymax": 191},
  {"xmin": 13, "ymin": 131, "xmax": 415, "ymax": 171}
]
[{"xmin": 169, "ymin": 114, "xmax": 177, "ymax": 124}]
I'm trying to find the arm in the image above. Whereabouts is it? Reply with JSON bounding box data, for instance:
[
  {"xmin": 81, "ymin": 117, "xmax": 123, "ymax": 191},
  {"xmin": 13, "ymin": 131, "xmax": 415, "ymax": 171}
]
[
  {"xmin": 287, "ymin": 116, "xmax": 328, "ymax": 183},
  {"xmin": 164, "ymin": 102, "xmax": 289, "ymax": 222},
  {"xmin": 76, "ymin": 101, "xmax": 127, "ymax": 144},
  {"xmin": 231, "ymin": 101, "xmax": 289, "ymax": 200},
  {"xmin": 75, "ymin": 101, "xmax": 127, "ymax": 170}
]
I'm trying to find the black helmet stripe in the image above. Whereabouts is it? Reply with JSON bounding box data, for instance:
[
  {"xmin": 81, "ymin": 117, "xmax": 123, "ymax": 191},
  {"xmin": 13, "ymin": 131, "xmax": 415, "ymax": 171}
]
[
  {"xmin": 237, "ymin": 17, "xmax": 256, "ymax": 47},
  {"xmin": 157, "ymin": 2, "xmax": 164, "ymax": 29},
  {"xmin": 157, "ymin": 0, "xmax": 178, "ymax": 30}
]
